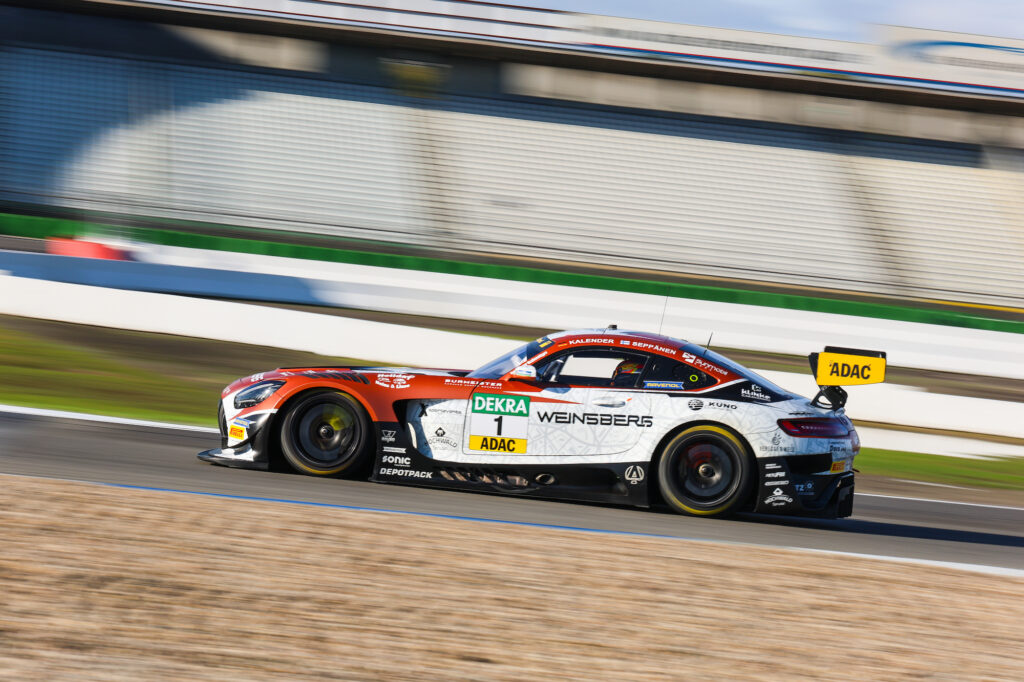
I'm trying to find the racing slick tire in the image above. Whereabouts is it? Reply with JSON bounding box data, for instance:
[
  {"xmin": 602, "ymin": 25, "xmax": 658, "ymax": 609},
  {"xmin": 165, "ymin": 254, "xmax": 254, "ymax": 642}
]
[
  {"xmin": 279, "ymin": 390, "xmax": 372, "ymax": 477},
  {"xmin": 657, "ymin": 424, "xmax": 754, "ymax": 517}
]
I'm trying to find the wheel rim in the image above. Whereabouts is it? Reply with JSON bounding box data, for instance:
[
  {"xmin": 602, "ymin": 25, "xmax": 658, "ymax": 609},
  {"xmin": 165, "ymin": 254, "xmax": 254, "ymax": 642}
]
[
  {"xmin": 675, "ymin": 441, "xmax": 737, "ymax": 504},
  {"xmin": 294, "ymin": 400, "xmax": 360, "ymax": 466}
]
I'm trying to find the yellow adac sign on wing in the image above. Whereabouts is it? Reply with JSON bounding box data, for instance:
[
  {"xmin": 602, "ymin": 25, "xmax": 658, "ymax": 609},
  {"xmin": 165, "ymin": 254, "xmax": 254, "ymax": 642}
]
[{"xmin": 815, "ymin": 349, "xmax": 886, "ymax": 386}]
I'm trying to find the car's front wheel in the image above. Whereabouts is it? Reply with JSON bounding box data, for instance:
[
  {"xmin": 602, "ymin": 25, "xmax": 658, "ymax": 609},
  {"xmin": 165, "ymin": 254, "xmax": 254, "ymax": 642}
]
[
  {"xmin": 657, "ymin": 424, "xmax": 754, "ymax": 517},
  {"xmin": 279, "ymin": 391, "xmax": 372, "ymax": 477}
]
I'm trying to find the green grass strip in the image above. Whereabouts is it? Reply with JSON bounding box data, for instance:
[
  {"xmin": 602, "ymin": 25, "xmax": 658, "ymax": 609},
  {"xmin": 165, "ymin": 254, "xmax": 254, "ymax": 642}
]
[
  {"xmin": 857, "ymin": 448, "xmax": 1024, "ymax": 491},
  {"xmin": 4, "ymin": 211, "xmax": 1023, "ymax": 335}
]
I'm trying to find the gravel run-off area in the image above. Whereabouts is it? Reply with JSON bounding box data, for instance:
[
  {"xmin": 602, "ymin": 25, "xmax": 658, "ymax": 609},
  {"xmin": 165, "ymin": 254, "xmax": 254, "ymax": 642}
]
[{"xmin": 1, "ymin": 475, "xmax": 1021, "ymax": 681}]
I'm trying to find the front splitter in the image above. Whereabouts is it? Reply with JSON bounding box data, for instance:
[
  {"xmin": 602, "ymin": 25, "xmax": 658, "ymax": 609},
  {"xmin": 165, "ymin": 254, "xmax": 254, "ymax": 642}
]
[{"xmin": 198, "ymin": 445, "xmax": 268, "ymax": 470}]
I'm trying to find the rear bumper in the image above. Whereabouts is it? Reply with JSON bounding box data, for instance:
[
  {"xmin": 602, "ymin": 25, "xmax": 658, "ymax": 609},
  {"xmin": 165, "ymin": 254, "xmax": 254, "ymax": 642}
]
[{"xmin": 756, "ymin": 454, "xmax": 856, "ymax": 518}]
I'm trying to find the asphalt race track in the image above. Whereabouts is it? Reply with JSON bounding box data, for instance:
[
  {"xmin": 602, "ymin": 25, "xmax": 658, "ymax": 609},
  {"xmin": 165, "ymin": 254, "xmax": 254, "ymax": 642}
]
[{"xmin": 2, "ymin": 412, "xmax": 1022, "ymax": 572}]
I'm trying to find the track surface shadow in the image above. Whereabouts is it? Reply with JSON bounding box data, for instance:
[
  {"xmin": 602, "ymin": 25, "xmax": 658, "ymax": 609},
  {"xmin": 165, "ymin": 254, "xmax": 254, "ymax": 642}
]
[{"xmin": 736, "ymin": 514, "xmax": 1024, "ymax": 549}]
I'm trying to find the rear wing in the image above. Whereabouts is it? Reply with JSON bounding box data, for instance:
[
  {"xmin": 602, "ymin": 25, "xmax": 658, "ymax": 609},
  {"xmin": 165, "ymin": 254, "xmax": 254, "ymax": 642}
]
[{"xmin": 807, "ymin": 347, "xmax": 886, "ymax": 409}]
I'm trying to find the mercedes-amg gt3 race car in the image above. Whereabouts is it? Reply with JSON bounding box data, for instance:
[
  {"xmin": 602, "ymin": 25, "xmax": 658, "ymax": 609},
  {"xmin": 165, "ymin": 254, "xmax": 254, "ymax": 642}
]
[{"xmin": 198, "ymin": 328, "xmax": 885, "ymax": 518}]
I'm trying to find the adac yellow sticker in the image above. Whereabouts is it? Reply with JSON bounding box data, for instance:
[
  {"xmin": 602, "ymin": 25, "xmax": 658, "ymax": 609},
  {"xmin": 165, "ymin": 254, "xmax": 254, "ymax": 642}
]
[
  {"xmin": 816, "ymin": 352, "xmax": 886, "ymax": 386},
  {"xmin": 469, "ymin": 435, "xmax": 527, "ymax": 453}
]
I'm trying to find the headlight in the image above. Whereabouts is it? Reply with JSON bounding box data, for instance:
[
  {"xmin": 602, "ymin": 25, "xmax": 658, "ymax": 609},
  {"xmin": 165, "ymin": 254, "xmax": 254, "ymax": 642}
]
[{"xmin": 233, "ymin": 380, "xmax": 285, "ymax": 409}]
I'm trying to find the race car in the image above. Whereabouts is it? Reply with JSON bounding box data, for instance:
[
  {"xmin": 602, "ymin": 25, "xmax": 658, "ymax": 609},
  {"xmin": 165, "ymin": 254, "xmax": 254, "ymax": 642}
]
[{"xmin": 198, "ymin": 328, "xmax": 885, "ymax": 518}]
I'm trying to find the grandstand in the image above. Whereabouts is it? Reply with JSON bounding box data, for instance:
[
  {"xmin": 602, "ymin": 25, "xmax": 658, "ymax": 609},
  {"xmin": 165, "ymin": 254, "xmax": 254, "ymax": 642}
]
[{"xmin": 2, "ymin": 4, "xmax": 1023, "ymax": 307}]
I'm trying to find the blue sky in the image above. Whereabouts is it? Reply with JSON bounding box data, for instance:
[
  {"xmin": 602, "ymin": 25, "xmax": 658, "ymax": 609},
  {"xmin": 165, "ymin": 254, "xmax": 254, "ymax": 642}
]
[{"xmin": 521, "ymin": 1, "xmax": 1024, "ymax": 42}]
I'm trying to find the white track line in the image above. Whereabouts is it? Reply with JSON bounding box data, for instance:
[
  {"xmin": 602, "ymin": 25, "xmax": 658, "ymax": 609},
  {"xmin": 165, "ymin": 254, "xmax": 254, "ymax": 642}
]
[
  {"xmin": 0, "ymin": 404, "xmax": 218, "ymax": 433},
  {"xmin": 787, "ymin": 547, "xmax": 1024, "ymax": 578},
  {"xmin": 857, "ymin": 492, "xmax": 1024, "ymax": 511}
]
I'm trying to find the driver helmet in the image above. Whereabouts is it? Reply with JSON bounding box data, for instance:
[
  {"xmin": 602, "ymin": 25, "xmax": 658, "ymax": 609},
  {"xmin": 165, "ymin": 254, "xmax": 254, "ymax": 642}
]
[{"xmin": 612, "ymin": 359, "xmax": 643, "ymax": 385}]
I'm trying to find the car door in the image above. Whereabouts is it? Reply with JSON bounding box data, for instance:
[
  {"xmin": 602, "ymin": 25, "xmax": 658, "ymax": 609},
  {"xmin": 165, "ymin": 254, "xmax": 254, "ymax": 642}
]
[{"xmin": 463, "ymin": 348, "xmax": 652, "ymax": 459}]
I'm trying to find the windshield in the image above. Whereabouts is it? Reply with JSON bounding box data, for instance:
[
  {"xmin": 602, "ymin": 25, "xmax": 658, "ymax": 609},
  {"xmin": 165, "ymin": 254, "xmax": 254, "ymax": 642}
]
[{"xmin": 468, "ymin": 339, "xmax": 545, "ymax": 379}]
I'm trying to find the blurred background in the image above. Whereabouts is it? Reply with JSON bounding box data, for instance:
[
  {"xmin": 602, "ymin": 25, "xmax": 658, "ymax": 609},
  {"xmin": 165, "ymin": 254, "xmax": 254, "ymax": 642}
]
[
  {"xmin": 4, "ymin": 7, "xmax": 1024, "ymax": 679},
  {"xmin": 1, "ymin": 0, "xmax": 1023, "ymax": 489}
]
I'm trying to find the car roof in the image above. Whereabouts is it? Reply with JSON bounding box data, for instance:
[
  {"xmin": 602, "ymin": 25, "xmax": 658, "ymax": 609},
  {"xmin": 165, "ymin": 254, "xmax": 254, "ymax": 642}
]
[
  {"xmin": 545, "ymin": 328, "xmax": 688, "ymax": 349},
  {"xmin": 536, "ymin": 329, "xmax": 707, "ymax": 363}
]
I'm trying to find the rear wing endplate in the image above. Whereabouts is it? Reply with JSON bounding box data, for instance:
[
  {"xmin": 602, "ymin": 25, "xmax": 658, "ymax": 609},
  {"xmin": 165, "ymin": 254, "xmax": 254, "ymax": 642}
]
[{"xmin": 807, "ymin": 347, "xmax": 886, "ymax": 409}]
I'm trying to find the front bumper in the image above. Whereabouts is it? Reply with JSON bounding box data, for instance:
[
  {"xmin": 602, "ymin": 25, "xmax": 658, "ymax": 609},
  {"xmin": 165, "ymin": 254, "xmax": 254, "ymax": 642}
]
[{"xmin": 198, "ymin": 409, "xmax": 273, "ymax": 470}]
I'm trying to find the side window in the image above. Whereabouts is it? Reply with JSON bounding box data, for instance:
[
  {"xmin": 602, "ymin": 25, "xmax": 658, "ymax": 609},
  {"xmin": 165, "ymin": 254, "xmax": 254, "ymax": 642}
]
[
  {"xmin": 642, "ymin": 355, "xmax": 717, "ymax": 390},
  {"xmin": 535, "ymin": 350, "xmax": 648, "ymax": 388}
]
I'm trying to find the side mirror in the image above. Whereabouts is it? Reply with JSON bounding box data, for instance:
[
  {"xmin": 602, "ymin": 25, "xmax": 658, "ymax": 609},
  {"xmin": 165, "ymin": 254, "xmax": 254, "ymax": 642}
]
[{"xmin": 510, "ymin": 364, "xmax": 537, "ymax": 382}]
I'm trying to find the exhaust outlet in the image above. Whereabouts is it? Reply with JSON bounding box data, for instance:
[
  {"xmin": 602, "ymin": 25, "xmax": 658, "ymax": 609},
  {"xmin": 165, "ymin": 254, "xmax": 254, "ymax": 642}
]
[{"xmin": 535, "ymin": 473, "xmax": 556, "ymax": 486}]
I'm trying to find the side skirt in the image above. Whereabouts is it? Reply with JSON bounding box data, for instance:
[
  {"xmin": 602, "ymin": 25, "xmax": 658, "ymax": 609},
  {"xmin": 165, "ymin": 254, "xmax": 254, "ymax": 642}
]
[{"xmin": 370, "ymin": 422, "xmax": 651, "ymax": 507}]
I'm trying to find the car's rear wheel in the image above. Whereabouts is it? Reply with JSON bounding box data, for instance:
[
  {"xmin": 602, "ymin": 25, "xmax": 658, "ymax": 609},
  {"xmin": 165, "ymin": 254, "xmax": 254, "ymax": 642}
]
[
  {"xmin": 657, "ymin": 424, "xmax": 754, "ymax": 517},
  {"xmin": 279, "ymin": 391, "xmax": 372, "ymax": 477}
]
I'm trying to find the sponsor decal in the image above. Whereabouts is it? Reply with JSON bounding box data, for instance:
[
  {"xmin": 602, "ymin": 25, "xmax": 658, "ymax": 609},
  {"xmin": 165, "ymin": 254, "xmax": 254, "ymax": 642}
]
[
  {"xmin": 765, "ymin": 462, "xmax": 782, "ymax": 470},
  {"xmin": 828, "ymin": 362, "xmax": 872, "ymax": 380},
  {"xmin": 536, "ymin": 412, "xmax": 653, "ymax": 427},
  {"xmin": 381, "ymin": 430, "xmax": 397, "ymax": 443},
  {"xmin": 417, "ymin": 402, "xmax": 462, "ymax": 418},
  {"xmin": 568, "ymin": 337, "xmax": 616, "ymax": 345},
  {"xmin": 624, "ymin": 340, "xmax": 676, "ymax": 354},
  {"xmin": 228, "ymin": 417, "xmax": 250, "ymax": 441},
  {"xmin": 382, "ymin": 454, "xmax": 410, "ymax": 465},
  {"xmin": 382, "ymin": 448, "xmax": 407, "ymax": 456},
  {"xmin": 682, "ymin": 352, "xmax": 728, "ymax": 376},
  {"xmin": 688, "ymin": 399, "xmax": 704, "ymax": 411},
  {"xmin": 379, "ymin": 467, "xmax": 432, "ymax": 478},
  {"xmin": 765, "ymin": 471, "xmax": 787, "ymax": 479},
  {"xmin": 794, "ymin": 481, "xmax": 814, "ymax": 494},
  {"xmin": 469, "ymin": 393, "xmax": 531, "ymax": 453},
  {"xmin": 814, "ymin": 350, "xmax": 886, "ymax": 386},
  {"xmin": 537, "ymin": 336, "xmax": 553, "ymax": 348},
  {"xmin": 760, "ymin": 432, "xmax": 795, "ymax": 453},
  {"xmin": 468, "ymin": 436, "xmax": 527, "ymax": 453},
  {"xmin": 248, "ymin": 373, "xmax": 264, "ymax": 383},
  {"xmin": 741, "ymin": 383, "xmax": 772, "ymax": 402},
  {"xmin": 624, "ymin": 465, "xmax": 645, "ymax": 485},
  {"xmin": 830, "ymin": 460, "xmax": 851, "ymax": 474},
  {"xmin": 764, "ymin": 479, "xmax": 790, "ymax": 486},
  {"xmin": 830, "ymin": 442, "xmax": 851, "ymax": 455},
  {"xmin": 707, "ymin": 401, "xmax": 737, "ymax": 410},
  {"xmin": 764, "ymin": 488, "xmax": 794, "ymax": 506},
  {"xmin": 444, "ymin": 378, "xmax": 503, "ymax": 389},
  {"xmin": 375, "ymin": 373, "xmax": 414, "ymax": 389},
  {"xmin": 472, "ymin": 394, "xmax": 529, "ymax": 415},
  {"xmin": 645, "ymin": 381, "xmax": 687, "ymax": 390},
  {"xmin": 427, "ymin": 426, "xmax": 459, "ymax": 450}
]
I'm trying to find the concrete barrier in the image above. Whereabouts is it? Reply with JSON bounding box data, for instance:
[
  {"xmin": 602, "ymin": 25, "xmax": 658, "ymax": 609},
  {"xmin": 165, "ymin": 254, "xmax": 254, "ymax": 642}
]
[
  {"xmin": 4, "ymin": 245, "xmax": 1023, "ymax": 380},
  {"xmin": 1, "ymin": 271, "xmax": 1022, "ymax": 446},
  {"xmin": 0, "ymin": 274, "xmax": 516, "ymax": 369}
]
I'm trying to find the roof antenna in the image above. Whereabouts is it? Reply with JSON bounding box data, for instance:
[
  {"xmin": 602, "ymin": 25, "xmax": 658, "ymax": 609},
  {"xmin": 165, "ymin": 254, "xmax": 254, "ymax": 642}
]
[
  {"xmin": 607, "ymin": 323, "xmax": 618, "ymax": 330},
  {"xmin": 657, "ymin": 295, "xmax": 669, "ymax": 335},
  {"xmin": 702, "ymin": 332, "xmax": 714, "ymax": 357}
]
